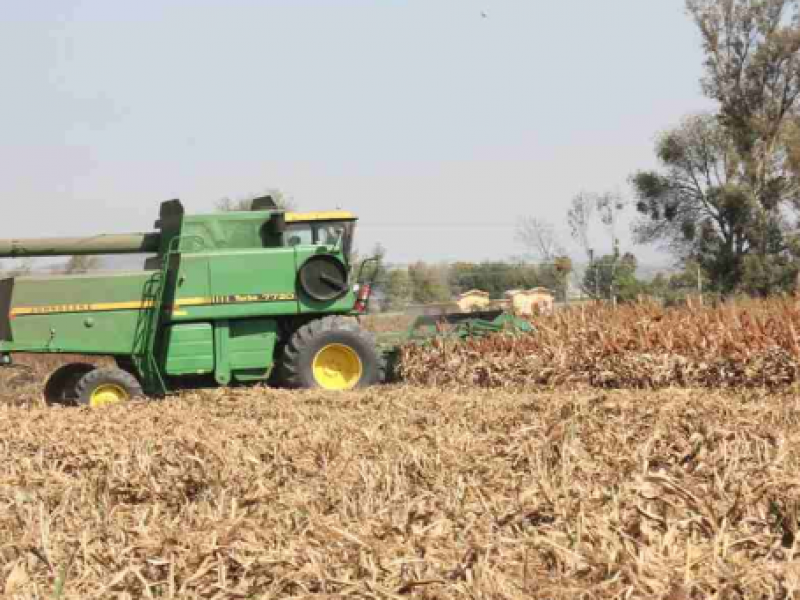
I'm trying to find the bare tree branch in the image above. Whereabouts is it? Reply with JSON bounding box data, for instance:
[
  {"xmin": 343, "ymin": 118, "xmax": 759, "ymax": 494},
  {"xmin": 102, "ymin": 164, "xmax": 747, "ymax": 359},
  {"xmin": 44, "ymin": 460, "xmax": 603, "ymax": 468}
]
[{"xmin": 515, "ymin": 218, "xmax": 565, "ymax": 261}]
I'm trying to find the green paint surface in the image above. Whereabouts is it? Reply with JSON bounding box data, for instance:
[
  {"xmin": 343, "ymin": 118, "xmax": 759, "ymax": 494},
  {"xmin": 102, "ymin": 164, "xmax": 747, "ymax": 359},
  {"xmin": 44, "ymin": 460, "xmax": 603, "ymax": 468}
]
[{"xmin": 0, "ymin": 201, "xmax": 361, "ymax": 394}]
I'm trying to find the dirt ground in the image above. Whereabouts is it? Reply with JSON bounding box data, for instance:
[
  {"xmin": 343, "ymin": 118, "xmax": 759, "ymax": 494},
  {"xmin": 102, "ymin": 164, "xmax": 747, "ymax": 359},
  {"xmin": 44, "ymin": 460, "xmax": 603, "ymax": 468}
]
[{"xmin": 2, "ymin": 366, "xmax": 800, "ymax": 599}]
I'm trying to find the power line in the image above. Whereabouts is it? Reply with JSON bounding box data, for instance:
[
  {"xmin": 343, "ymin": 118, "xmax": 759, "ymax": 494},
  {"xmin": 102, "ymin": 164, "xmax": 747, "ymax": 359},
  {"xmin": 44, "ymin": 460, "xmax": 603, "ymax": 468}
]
[{"xmin": 358, "ymin": 223, "xmax": 519, "ymax": 229}]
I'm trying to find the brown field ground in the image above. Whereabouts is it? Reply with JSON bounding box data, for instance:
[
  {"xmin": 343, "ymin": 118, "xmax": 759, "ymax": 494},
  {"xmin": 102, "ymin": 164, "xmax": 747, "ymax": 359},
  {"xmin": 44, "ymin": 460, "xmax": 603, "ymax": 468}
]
[{"xmin": 2, "ymin": 300, "xmax": 800, "ymax": 598}]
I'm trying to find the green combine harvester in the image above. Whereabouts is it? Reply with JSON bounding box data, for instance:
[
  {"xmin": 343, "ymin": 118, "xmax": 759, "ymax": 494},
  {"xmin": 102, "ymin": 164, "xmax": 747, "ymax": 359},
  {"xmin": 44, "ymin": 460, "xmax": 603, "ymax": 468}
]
[{"xmin": 0, "ymin": 198, "xmax": 530, "ymax": 406}]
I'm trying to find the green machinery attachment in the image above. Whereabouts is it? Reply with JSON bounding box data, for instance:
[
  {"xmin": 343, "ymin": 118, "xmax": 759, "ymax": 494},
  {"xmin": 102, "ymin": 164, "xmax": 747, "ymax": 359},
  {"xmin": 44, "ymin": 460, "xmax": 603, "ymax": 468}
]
[{"xmin": 375, "ymin": 309, "xmax": 534, "ymax": 382}]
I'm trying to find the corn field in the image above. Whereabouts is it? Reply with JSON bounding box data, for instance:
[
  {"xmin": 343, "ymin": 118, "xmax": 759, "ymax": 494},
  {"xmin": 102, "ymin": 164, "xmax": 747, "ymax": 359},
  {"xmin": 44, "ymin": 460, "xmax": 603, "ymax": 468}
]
[
  {"xmin": 4, "ymin": 299, "xmax": 800, "ymax": 598},
  {"xmin": 400, "ymin": 298, "xmax": 800, "ymax": 390}
]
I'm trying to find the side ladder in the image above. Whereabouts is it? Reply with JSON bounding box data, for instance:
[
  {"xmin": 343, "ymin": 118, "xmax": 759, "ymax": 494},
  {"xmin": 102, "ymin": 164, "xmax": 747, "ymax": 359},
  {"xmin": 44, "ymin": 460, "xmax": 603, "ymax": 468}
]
[{"xmin": 136, "ymin": 235, "xmax": 204, "ymax": 396}]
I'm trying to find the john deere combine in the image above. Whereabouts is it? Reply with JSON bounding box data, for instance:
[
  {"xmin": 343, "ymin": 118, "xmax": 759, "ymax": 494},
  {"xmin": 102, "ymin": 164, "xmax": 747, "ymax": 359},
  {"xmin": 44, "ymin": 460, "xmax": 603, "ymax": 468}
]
[
  {"xmin": 0, "ymin": 198, "xmax": 384, "ymax": 405},
  {"xmin": 0, "ymin": 198, "xmax": 533, "ymax": 407}
]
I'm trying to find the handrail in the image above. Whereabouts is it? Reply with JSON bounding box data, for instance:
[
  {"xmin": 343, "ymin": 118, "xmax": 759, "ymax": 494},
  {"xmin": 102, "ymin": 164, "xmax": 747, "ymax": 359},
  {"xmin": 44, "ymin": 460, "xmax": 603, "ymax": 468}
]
[{"xmin": 141, "ymin": 235, "xmax": 206, "ymax": 395}]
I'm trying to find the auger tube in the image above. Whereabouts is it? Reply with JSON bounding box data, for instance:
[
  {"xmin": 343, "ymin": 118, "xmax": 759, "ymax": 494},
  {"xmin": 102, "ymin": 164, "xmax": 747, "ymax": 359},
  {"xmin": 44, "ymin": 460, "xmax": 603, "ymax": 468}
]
[{"xmin": 0, "ymin": 233, "xmax": 161, "ymax": 258}]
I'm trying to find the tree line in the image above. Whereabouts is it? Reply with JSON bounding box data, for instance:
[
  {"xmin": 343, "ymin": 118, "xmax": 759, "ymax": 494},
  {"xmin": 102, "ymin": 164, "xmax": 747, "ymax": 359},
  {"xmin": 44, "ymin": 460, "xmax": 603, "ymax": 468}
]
[
  {"xmin": 359, "ymin": 255, "xmax": 716, "ymax": 312},
  {"xmin": 369, "ymin": 258, "xmax": 572, "ymax": 311}
]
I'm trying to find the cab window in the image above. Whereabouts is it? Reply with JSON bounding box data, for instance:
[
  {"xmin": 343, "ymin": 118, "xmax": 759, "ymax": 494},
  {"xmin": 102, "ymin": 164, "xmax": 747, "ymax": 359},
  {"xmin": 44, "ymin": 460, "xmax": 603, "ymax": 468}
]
[
  {"xmin": 284, "ymin": 221, "xmax": 355, "ymax": 262},
  {"xmin": 285, "ymin": 224, "xmax": 314, "ymax": 247}
]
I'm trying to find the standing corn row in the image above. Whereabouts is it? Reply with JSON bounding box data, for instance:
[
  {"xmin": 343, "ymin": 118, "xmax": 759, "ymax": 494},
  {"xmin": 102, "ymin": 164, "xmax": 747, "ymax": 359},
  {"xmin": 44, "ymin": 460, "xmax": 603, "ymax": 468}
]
[{"xmin": 399, "ymin": 299, "xmax": 800, "ymax": 389}]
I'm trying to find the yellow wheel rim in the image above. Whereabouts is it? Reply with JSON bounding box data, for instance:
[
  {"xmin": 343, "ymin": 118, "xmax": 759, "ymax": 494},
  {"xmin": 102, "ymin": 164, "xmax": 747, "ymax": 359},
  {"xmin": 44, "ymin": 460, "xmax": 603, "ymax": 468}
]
[
  {"xmin": 312, "ymin": 344, "xmax": 363, "ymax": 390},
  {"xmin": 90, "ymin": 384, "xmax": 129, "ymax": 407}
]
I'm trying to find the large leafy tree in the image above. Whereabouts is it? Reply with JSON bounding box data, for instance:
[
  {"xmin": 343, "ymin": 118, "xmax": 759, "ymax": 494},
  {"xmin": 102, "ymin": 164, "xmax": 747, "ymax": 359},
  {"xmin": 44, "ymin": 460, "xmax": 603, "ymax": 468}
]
[
  {"xmin": 632, "ymin": 114, "xmax": 799, "ymax": 294},
  {"xmin": 633, "ymin": 0, "xmax": 800, "ymax": 293},
  {"xmin": 687, "ymin": 0, "xmax": 800, "ymax": 213},
  {"xmin": 631, "ymin": 113, "xmax": 755, "ymax": 292}
]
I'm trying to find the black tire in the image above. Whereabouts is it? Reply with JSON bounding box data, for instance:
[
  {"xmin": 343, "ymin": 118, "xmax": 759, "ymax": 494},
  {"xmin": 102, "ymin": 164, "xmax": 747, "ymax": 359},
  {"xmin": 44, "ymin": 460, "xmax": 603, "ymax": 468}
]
[
  {"xmin": 44, "ymin": 363, "xmax": 96, "ymax": 406},
  {"xmin": 280, "ymin": 316, "xmax": 380, "ymax": 390},
  {"xmin": 379, "ymin": 350, "xmax": 400, "ymax": 384},
  {"xmin": 74, "ymin": 367, "xmax": 144, "ymax": 407}
]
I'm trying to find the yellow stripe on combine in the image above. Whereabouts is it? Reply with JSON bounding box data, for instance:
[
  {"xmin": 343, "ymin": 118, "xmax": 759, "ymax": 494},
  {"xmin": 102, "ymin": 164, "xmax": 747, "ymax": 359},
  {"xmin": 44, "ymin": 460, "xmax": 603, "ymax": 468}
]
[
  {"xmin": 11, "ymin": 300, "xmax": 156, "ymax": 316},
  {"xmin": 174, "ymin": 297, "xmax": 209, "ymax": 307},
  {"xmin": 285, "ymin": 211, "xmax": 357, "ymax": 222},
  {"xmin": 9, "ymin": 294, "xmax": 297, "ymax": 317}
]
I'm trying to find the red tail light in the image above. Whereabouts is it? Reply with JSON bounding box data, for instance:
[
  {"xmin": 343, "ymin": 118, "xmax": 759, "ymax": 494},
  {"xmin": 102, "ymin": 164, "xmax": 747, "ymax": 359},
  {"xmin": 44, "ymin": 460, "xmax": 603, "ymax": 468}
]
[{"xmin": 354, "ymin": 284, "xmax": 371, "ymax": 313}]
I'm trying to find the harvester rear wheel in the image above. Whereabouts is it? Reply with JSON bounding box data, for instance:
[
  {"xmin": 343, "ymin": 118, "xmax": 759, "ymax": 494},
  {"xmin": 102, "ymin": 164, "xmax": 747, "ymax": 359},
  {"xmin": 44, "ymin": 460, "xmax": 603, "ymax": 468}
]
[
  {"xmin": 279, "ymin": 316, "xmax": 380, "ymax": 390},
  {"xmin": 75, "ymin": 368, "xmax": 144, "ymax": 408},
  {"xmin": 44, "ymin": 363, "xmax": 96, "ymax": 406}
]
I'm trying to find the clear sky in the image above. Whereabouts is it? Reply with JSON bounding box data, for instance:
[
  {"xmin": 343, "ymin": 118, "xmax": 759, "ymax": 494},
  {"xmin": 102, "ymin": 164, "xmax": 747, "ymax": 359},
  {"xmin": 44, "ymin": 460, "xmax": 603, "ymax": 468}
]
[{"xmin": 0, "ymin": 0, "xmax": 714, "ymax": 267}]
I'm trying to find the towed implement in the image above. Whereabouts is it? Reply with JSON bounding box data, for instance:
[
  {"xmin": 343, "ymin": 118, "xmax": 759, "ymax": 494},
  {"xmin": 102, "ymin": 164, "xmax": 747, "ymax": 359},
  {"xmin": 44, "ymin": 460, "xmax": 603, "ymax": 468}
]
[
  {"xmin": 376, "ymin": 310, "xmax": 534, "ymax": 382},
  {"xmin": 0, "ymin": 198, "xmax": 531, "ymax": 406}
]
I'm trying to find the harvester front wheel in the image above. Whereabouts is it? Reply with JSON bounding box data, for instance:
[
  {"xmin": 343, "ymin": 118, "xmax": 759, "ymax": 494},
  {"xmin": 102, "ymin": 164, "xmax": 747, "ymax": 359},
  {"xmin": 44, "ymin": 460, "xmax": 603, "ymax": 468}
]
[
  {"xmin": 280, "ymin": 316, "xmax": 380, "ymax": 390},
  {"xmin": 75, "ymin": 368, "xmax": 143, "ymax": 408}
]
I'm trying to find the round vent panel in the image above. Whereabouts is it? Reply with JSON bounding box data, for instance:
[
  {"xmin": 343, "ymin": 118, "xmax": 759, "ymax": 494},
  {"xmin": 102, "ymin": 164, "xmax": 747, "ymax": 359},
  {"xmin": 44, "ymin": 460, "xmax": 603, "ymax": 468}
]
[{"xmin": 299, "ymin": 256, "xmax": 349, "ymax": 302}]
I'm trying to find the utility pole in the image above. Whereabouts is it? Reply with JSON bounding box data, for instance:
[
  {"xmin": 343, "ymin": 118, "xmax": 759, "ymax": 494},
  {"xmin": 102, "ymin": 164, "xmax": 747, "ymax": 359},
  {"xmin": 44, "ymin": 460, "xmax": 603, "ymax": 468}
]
[
  {"xmin": 588, "ymin": 248, "xmax": 599, "ymax": 300},
  {"xmin": 611, "ymin": 238, "xmax": 620, "ymax": 306},
  {"xmin": 785, "ymin": 229, "xmax": 800, "ymax": 295},
  {"xmin": 697, "ymin": 265, "xmax": 702, "ymax": 295}
]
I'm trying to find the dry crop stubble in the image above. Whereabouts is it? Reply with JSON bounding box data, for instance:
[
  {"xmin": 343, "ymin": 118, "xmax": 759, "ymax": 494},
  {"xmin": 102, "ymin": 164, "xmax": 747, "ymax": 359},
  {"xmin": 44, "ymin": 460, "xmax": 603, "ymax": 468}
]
[{"xmin": 2, "ymin": 382, "xmax": 800, "ymax": 598}]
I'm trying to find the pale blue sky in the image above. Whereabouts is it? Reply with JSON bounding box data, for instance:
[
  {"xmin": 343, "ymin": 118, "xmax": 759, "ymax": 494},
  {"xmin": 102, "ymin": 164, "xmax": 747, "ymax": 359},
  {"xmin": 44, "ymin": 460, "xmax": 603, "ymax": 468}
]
[{"xmin": 0, "ymin": 0, "xmax": 713, "ymax": 266}]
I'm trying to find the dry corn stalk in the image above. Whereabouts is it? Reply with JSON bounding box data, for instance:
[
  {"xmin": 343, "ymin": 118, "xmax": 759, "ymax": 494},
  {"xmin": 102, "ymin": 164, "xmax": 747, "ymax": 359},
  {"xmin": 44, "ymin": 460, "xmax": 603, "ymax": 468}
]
[{"xmin": 398, "ymin": 298, "xmax": 800, "ymax": 389}]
